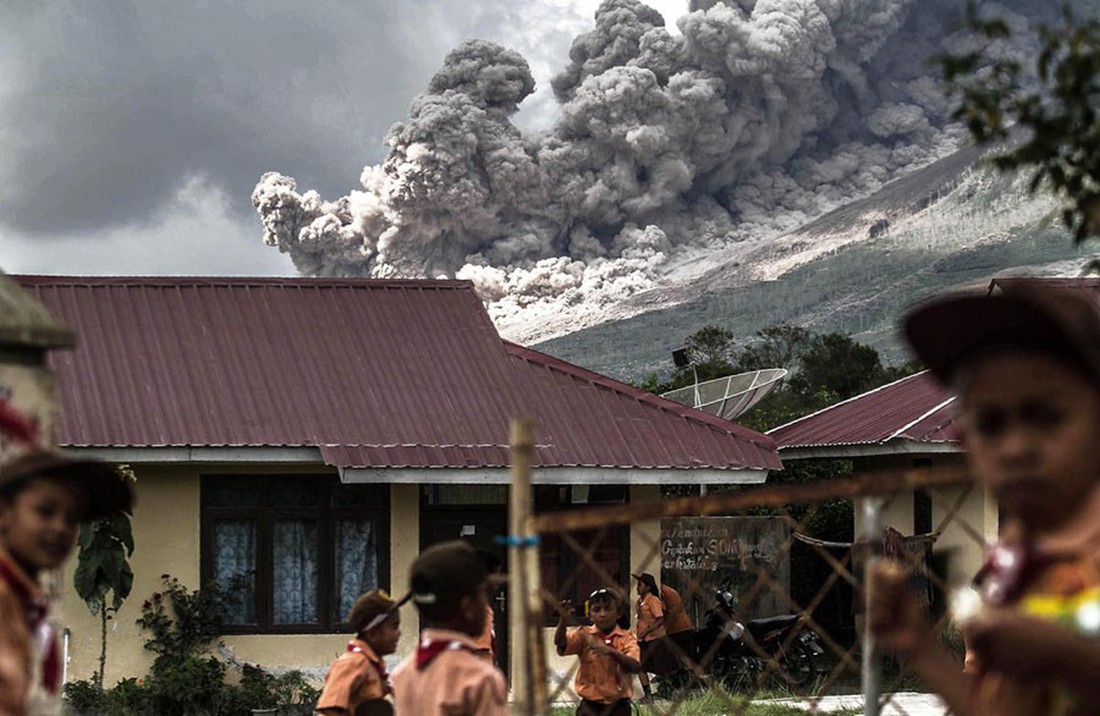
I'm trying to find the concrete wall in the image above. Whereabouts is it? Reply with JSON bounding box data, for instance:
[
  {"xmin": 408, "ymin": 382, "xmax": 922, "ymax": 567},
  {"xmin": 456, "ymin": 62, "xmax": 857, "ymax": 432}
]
[
  {"xmin": 932, "ymin": 483, "xmax": 998, "ymax": 591},
  {"xmin": 854, "ymin": 491, "xmax": 914, "ymax": 538},
  {"xmin": 851, "ymin": 454, "xmax": 996, "ymax": 595}
]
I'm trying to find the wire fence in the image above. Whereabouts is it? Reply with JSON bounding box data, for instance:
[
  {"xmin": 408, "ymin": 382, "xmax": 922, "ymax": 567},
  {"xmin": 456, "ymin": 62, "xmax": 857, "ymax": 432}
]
[{"xmin": 506, "ymin": 420, "xmax": 985, "ymax": 715}]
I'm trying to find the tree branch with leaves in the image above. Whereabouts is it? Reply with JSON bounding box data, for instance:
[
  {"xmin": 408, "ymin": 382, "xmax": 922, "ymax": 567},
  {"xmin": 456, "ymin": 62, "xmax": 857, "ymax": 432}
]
[
  {"xmin": 73, "ymin": 466, "xmax": 136, "ymax": 690},
  {"xmin": 939, "ymin": 2, "xmax": 1100, "ymax": 248}
]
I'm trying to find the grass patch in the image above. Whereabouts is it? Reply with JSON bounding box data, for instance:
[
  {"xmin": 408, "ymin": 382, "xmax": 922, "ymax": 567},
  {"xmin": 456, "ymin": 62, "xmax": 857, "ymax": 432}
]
[{"xmin": 549, "ymin": 685, "xmax": 861, "ymax": 715}]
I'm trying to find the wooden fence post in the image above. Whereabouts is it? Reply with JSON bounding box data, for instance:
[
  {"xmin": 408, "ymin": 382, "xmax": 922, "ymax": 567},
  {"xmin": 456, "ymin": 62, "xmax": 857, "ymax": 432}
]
[{"xmin": 509, "ymin": 417, "xmax": 548, "ymax": 715}]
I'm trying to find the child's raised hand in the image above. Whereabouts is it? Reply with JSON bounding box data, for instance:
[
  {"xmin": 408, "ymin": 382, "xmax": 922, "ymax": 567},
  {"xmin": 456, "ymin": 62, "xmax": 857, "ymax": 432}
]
[
  {"xmin": 964, "ymin": 607, "xmax": 1069, "ymax": 681},
  {"xmin": 557, "ymin": 599, "xmax": 575, "ymax": 622},
  {"xmin": 581, "ymin": 632, "xmax": 613, "ymax": 655},
  {"xmin": 867, "ymin": 558, "xmax": 934, "ymax": 657}
]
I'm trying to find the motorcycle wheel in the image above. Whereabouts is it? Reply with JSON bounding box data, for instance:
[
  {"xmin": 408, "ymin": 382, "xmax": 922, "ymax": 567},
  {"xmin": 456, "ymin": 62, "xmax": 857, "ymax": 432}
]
[{"xmin": 778, "ymin": 643, "xmax": 819, "ymax": 691}]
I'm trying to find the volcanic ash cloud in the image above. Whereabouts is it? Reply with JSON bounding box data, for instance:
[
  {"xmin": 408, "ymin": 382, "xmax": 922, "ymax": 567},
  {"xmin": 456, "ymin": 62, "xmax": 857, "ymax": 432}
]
[{"xmin": 252, "ymin": 0, "xmax": 1040, "ymax": 335}]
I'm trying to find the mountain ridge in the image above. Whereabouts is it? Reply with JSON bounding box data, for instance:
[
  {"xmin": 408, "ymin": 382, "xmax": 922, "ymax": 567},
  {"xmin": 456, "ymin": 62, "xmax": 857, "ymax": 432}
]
[{"xmin": 532, "ymin": 144, "xmax": 1098, "ymax": 382}]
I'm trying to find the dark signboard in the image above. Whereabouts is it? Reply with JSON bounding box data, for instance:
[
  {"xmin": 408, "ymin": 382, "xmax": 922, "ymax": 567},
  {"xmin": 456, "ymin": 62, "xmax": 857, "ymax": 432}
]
[{"xmin": 660, "ymin": 516, "xmax": 791, "ymax": 625}]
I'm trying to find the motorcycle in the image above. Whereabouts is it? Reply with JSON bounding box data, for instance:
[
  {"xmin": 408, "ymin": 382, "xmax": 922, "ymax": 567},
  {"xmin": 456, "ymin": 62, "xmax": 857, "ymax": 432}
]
[{"xmin": 693, "ymin": 583, "xmax": 825, "ymax": 691}]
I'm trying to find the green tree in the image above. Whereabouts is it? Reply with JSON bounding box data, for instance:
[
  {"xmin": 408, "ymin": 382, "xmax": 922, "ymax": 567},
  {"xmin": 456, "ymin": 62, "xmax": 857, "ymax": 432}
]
[
  {"xmin": 73, "ymin": 503, "xmax": 135, "ymax": 689},
  {"xmin": 638, "ymin": 325, "xmax": 739, "ymax": 395},
  {"xmin": 940, "ymin": 3, "xmax": 1100, "ymax": 246},
  {"xmin": 789, "ymin": 333, "xmax": 887, "ymax": 409},
  {"xmin": 684, "ymin": 325, "xmax": 736, "ymax": 368},
  {"xmin": 734, "ymin": 325, "xmax": 813, "ymax": 372}
]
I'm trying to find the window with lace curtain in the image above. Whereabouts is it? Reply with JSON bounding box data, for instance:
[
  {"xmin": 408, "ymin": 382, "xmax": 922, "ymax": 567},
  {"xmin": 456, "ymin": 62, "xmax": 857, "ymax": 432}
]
[{"xmin": 200, "ymin": 475, "xmax": 389, "ymax": 633}]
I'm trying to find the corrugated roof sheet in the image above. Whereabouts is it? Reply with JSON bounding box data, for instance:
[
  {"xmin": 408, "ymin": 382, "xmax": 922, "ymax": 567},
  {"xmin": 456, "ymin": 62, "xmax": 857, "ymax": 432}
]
[
  {"xmin": 18, "ymin": 276, "xmax": 779, "ymax": 471},
  {"xmin": 767, "ymin": 371, "xmax": 959, "ymax": 450}
]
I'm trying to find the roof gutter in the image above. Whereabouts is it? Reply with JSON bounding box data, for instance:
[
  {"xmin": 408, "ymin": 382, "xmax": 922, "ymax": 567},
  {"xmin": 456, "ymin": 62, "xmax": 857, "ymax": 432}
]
[
  {"xmin": 60, "ymin": 446, "xmax": 771, "ymax": 485},
  {"xmin": 338, "ymin": 466, "xmax": 770, "ymax": 485},
  {"xmin": 777, "ymin": 441, "xmax": 961, "ymax": 461}
]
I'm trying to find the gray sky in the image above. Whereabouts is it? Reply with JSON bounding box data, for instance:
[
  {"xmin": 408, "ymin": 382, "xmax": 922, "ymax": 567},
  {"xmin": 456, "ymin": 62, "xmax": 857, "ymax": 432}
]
[{"xmin": 0, "ymin": 0, "xmax": 684, "ymax": 276}]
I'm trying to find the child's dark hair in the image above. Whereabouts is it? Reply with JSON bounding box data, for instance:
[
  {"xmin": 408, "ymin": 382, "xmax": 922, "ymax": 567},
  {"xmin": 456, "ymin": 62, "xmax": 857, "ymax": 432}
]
[{"xmin": 586, "ymin": 587, "xmax": 620, "ymax": 612}]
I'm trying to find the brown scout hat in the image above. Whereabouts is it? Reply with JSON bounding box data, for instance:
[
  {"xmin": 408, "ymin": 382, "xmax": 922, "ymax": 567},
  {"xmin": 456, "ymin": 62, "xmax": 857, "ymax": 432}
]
[
  {"xmin": 0, "ymin": 448, "xmax": 134, "ymax": 519},
  {"xmin": 409, "ymin": 540, "xmax": 489, "ymax": 607},
  {"xmin": 905, "ymin": 283, "xmax": 1100, "ymax": 387},
  {"xmin": 347, "ymin": 588, "xmax": 398, "ymax": 634}
]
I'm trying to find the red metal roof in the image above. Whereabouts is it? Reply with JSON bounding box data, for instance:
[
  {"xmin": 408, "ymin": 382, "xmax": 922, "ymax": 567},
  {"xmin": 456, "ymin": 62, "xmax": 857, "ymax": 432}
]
[
  {"xmin": 767, "ymin": 371, "xmax": 960, "ymax": 452},
  {"xmin": 769, "ymin": 277, "xmax": 1100, "ymax": 456},
  {"xmin": 17, "ymin": 276, "xmax": 778, "ymax": 471}
]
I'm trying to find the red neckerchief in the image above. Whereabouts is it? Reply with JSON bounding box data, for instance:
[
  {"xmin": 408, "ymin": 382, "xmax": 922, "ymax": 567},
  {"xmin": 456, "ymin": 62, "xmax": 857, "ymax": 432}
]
[
  {"xmin": 0, "ymin": 397, "xmax": 39, "ymax": 445},
  {"xmin": 974, "ymin": 542, "xmax": 1058, "ymax": 606},
  {"xmin": 348, "ymin": 640, "xmax": 392, "ymax": 695},
  {"xmin": 415, "ymin": 636, "xmax": 477, "ymax": 671},
  {"xmin": 0, "ymin": 553, "xmax": 61, "ymax": 694}
]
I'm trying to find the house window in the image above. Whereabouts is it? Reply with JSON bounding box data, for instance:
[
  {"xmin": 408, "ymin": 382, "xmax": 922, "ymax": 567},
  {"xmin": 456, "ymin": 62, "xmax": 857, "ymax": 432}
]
[
  {"xmin": 535, "ymin": 485, "xmax": 629, "ymax": 624},
  {"xmin": 201, "ymin": 475, "xmax": 389, "ymax": 633}
]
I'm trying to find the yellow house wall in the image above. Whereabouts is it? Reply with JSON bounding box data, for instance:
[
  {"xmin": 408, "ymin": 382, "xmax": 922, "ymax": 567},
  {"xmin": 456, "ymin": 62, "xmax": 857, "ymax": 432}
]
[
  {"xmin": 58, "ymin": 466, "xmax": 422, "ymax": 686},
  {"xmin": 389, "ymin": 484, "xmax": 420, "ymax": 658},
  {"xmin": 57, "ymin": 471, "xmax": 688, "ymax": 697},
  {"xmin": 60, "ymin": 467, "xmax": 199, "ymax": 684}
]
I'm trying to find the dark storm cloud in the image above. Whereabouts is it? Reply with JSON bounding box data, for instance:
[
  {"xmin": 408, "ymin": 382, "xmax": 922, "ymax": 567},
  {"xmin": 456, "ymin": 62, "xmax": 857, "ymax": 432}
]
[{"xmin": 0, "ymin": 1, "xmax": 443, "ymax": 235}]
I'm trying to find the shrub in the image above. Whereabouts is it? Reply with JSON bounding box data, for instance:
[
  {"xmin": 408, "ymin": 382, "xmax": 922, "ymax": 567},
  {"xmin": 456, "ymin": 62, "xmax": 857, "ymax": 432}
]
[
  {"xmin": 63, "ymin": 678, "xmax": 108, "ymax": 713},
  {"xmin": 64, "ymin": 575, "xmax": 320, "ymax": 715},
  {"xmin": 135, "ymin": 575, "xmax": 230, "ymax": 673}
]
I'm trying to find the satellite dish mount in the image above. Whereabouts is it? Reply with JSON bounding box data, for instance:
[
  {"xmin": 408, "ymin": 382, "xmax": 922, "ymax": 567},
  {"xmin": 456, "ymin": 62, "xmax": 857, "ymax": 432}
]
[{"xmin": 662, "ymin": 348, "xmax": 787, "ymax": 421}]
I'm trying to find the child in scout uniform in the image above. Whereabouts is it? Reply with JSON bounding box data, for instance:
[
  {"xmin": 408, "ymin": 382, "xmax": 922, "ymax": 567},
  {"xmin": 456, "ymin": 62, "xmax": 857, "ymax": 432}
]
[
  {"xmin": 869, "ymin": 283, "xmax": 1100, "ymax": 716},
  {"xmin": 316, "ymin": 589, "xmax": 402, "ymax": 716},
  {"xmin": 391, "ymin": 540, "xmax": 507, "ymax": 716},
  {"xmin": 555, "ymin": 587, "xmax": 641, "ymax": 716},
  {"xmin": 0, "ymin": 448, "xmax": 133, "ymax": 716},
  {"xmin": 633, "ymin": 572, "xmax": 676, "ymax": 702},
  {"xmin": 656, "ymin": 578, "xmax": 703, "ymax": 681}
]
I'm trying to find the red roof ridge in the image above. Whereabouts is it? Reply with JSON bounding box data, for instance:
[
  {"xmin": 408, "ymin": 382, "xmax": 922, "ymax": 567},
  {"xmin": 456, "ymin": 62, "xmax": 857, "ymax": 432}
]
[
  {"xmin": 766, "ymin": 370, "xmax": 928, "ymax": 436},
  {"xmin": 885, "ymin": 394, "xmax": 957, "ymax": 442},
  {"xmin": 503, "ymin": 341, "xmax": 778, "ymax": 450},
  {"xmin": 320, "ymin": 441, "xmax": 533, "ymax": 449}
]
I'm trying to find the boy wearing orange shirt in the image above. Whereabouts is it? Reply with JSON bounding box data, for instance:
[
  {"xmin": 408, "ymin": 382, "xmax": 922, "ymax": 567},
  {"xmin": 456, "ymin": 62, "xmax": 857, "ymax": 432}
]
[
  {"xmin": 316, "ymin": 589, "xmax": 402, "ymax": 716},
  {"xmin": 555, "ymin": 587, "xmax": 641, "ymax": 716}
]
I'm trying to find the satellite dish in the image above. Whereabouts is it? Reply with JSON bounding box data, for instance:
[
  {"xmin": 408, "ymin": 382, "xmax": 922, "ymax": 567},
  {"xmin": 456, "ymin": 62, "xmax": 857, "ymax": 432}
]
[{"xmin": 660, "ymin": 368, "xmax": 788, "ymax": 420}]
